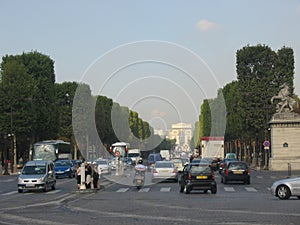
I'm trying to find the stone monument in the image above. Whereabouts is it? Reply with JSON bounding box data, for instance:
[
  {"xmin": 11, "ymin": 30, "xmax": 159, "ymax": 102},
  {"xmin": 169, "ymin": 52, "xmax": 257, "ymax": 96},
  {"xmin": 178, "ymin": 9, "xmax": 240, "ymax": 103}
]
[{"xmin": 269, "ymin": 83, "xmax": 300, "ymax": 171}]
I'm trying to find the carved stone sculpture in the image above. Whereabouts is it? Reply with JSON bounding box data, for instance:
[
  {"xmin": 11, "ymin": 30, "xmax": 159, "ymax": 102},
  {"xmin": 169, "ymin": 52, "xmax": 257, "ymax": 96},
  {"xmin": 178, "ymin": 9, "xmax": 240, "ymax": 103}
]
[{"xmin": 271, "ymin": 83, "xmax": 296, "ymax": 113}]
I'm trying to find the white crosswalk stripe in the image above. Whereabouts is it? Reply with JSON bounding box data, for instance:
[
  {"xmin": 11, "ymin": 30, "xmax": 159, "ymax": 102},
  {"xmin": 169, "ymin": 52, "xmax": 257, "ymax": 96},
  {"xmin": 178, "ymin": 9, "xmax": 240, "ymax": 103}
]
[
  {"xmin": 138, "ymin": 188, "xmax": 150, "ymax": 192},
  {"xmin": 160, "ymin": 187, "xmax": 171, "ymax": 192},
  {"xmin": 224, "ymin": 187, "xmax": 235, "ymax": 192},
  {"xmin": 116, "ymin": 188, "xmax": 129, "ymax": 192},
  {"xmin": 245, "ymin": 187, "xmax": 257, "ymax": 192}
]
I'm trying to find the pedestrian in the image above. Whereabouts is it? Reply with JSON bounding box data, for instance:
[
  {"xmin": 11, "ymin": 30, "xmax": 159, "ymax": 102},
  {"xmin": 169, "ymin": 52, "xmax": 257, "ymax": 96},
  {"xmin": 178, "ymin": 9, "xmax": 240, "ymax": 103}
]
[
  {"xmin": 97, "ymin": 163, "xmax": 102, "ymax": 189},
  {"xmin": 92, "ymin": 163, "xmax": 99, "ymax": 190},
  {"xmin": 76, "ymin": 163, "xmax": 81, "ymax": 189},
  {"xmin": 85, "ymin": 164, "xmax": 92, "ymax": 189}
]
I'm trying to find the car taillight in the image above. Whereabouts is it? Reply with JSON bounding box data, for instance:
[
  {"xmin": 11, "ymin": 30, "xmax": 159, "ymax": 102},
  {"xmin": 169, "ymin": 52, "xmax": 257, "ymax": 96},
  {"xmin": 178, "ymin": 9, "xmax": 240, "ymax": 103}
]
[
  {"xmin": 212, "ymin": 173, "xmax": 215, "ymax": 180},
  {"xmin": 225, "ymin": 169, "xmax": 228, "ymax": 175},
  {"xmin": 153, "ymin": 169, "xmax": 158, "ymax": 173},
  {"xmin": 172, "ymin": 169, "xmax": 177, "ymax": 173},
  {"xmin": 247, "ymin": 169, "xmax": 250, "ymax": 175},
  {"xmin": 188, "ymin": 173, "xmax": 191, "ymax": 180}
]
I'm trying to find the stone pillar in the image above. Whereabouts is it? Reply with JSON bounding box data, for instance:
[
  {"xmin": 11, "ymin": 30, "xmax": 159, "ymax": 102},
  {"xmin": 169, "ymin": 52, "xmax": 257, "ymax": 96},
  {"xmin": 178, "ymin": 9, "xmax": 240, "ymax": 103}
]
[{"xmin": 269, "ymin": 112, "xmax": 300, "ymax": 171}]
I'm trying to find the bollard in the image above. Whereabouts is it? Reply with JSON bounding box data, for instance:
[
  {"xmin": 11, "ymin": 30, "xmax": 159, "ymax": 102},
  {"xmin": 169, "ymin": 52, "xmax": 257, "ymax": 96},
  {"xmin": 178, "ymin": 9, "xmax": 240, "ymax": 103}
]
[{"xmin": 287, "ymin": 163, "xmax": 291, "ymax": 177}]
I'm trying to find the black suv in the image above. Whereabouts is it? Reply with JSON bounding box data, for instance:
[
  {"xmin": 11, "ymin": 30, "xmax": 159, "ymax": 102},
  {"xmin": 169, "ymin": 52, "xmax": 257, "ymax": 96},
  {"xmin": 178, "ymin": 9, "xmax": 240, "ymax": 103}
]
[{"xmin": 179, "ymin": 162, "xmax": 217, "ymax": 194}]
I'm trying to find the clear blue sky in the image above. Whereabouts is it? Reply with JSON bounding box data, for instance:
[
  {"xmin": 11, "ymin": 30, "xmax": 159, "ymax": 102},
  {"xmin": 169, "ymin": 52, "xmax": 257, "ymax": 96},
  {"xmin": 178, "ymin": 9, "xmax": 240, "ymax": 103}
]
[{"xmin": 1, "ymin": 0, "xmax": 300, "ymax": 130}]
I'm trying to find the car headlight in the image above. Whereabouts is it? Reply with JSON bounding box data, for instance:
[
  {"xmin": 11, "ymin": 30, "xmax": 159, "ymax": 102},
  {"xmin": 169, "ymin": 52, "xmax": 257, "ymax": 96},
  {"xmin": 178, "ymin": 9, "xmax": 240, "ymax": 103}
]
[
  {"xmin": 18, "ymin": 177, "xmax": 24, "ymax": 183},
  {"xmin": 65, "ymin": 168, "xmax": 70, "ymax": 172},
  {"xmin": 38, "ymin": 177, "xmax": 45, "ymax": 182}
]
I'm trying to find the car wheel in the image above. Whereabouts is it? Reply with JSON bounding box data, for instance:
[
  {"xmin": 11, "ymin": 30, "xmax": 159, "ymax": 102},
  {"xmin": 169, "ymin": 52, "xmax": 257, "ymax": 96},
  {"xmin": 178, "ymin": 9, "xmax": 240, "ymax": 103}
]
[
  {"xmin": 51, "ymin": 183, "xmax": 56, "ymax": 190},
  {"xmin": 276, "ymin": 185, "xmax": 291, "ymax": 200},
  {"xmin": 18, "ymin": 189, "xmax": 23, "ymax": 193},
  {"xmin": 43, "ymin": 183, "xmax": 49, "ymax": 192},
  {"xmin": 185, "ymin": 185, "xmax": 190, "ymax": 194},
  {"xmin": 211, "ymin": 186, "xmax": 217, "ymax": 194},
  {"xmin": 297, "ymin": 196, "xmax": 300, "ymax": 199},
  {"xmin": 203, "ymin": 190, "xmax": 208, "ymax": 193},
  {"xmin": 221, "ymin": 177, "xmax": 223, "ymax": 183},
  {"xmin": 179, "ymin": 182, "xmax": 184, "ymax": 193},
  {"xmin": 246, "ymin": 177, "xmax": 250, "ymax": 185},
  {"xmin": 223, "ymin": 177, "xmax": 227, "ymax": 184}
]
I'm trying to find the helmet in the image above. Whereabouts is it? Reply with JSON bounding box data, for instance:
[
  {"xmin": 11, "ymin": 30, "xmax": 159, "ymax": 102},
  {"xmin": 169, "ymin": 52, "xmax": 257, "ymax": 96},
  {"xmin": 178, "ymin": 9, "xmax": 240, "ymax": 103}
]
[{"xmin": 137, "ymin": 159, "xmax": 143, "ymax": 164}]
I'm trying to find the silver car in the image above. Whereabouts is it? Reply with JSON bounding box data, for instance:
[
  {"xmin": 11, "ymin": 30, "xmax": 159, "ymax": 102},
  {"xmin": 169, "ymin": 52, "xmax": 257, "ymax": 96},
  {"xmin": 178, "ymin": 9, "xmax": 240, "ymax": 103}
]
[
  {"xmin": 151, "ymin": 161, "xmax": 178, "ymax": 182},
  {"xmin": 18, "ymin": 160, "xmax": 56, "ymax": 193},
  {"xmin": 271, "ymin": 177, "xmax": 300, "ymax": 200}
]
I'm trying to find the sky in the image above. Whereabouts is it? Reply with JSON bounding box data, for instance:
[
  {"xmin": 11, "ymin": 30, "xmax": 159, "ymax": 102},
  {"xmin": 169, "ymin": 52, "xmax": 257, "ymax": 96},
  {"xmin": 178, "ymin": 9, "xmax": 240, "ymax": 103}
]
[{"xmin": 1, "ymin": 0, "xmax": 300, "ymax": 132}]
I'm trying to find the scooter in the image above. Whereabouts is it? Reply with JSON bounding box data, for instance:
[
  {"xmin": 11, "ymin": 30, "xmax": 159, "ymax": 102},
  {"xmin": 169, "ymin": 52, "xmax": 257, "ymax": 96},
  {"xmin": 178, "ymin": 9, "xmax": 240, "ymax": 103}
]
[{"xmin": 134, "ymin": 170, "xmax": 145, "ymax": 189}]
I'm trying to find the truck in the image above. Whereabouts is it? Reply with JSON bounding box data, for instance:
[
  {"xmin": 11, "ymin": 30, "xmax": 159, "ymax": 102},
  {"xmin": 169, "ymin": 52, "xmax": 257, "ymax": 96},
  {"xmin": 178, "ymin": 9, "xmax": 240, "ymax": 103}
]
[
  {"xmin": 127, "ymin": 149, "xmax": 141, "ymax": 165},
  {"xmin": 160, "ymin": 149, "xmax": 170, "ymax": 161},
  {"xmin": 200, "ymin": 136, "xmax": 224, "ymax": 159}
]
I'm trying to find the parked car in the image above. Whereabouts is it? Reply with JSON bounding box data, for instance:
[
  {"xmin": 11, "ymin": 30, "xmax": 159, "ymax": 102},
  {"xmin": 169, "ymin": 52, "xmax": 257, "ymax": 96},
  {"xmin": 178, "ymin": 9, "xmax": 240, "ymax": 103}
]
[
  {"xmin": 221, "ymin": 161, "xmax": 250, "ymax": 184},
  {"xmin": 18, "ymin": 160, "xmax": 56, "ymax": 193},
  {"xmin": 151, "ymin": 161, "xmax": 178, "ymax": 182},
  {"xmin": 93, "ymin": 159, "xmax": 111, "ymax": 174},
  {"xmin": 147, "ymin": 153, "xmax": 162, "ymax": 169},
  {"xmin": 54, "ymin": 159, "xmax": 75, "ymax": 178},
  {"xmin": 179, "ymin": 162, "xmax": 217, "ymax": 194},
  {"xmin": 271, "ymin": 176, "xmax": 300, "ymax": 200}
]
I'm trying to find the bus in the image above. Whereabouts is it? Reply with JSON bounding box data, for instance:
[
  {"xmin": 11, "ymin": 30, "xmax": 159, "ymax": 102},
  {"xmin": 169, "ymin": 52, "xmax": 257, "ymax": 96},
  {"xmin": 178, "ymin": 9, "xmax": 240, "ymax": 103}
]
[{"xmin": 31, "ymin": 140, "xmax": 72, "ymax": 161}]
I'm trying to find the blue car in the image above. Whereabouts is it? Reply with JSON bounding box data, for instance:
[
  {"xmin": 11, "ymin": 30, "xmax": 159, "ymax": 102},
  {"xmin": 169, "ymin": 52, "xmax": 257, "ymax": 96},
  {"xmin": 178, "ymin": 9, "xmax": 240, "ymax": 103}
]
[{"xmin": 54, "ymin": 159, "xmax": 75, "ymax": 178}]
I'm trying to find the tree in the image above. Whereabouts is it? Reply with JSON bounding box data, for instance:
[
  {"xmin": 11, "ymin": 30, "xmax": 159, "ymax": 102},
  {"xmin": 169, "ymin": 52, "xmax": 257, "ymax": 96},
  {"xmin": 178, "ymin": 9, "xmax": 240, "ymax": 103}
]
[{"xmin": 199, "ymin": 99, "xmax": 211, "ymax": 138}]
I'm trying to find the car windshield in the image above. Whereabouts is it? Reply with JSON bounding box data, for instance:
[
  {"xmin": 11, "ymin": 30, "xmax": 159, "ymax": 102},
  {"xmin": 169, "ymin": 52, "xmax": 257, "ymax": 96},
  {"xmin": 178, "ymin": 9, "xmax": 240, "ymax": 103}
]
[
  {"xmin": 96, "ymin": 161, "xmax": 107, "ymax": 165},
  {"xmin": 128, "ymin": 153, "xmax": 140, "ymax": 157},
  {"xmin": 190, "ymin": 165, "xmax": 211, "ymax": 173},
  {"xmin": 55, "ymin": 161, "xmax": 70, "ymax": 166},
  {"xmin": 229, "ymin": 163, "xmax": 247, "ymax": 170},
  {"xmin": 22, "ymin": 165, "xmax": 46, "ymax": 175},
  {"xmin": 155, "ymin": 162, "xmax": 174, "ymax": 168}
]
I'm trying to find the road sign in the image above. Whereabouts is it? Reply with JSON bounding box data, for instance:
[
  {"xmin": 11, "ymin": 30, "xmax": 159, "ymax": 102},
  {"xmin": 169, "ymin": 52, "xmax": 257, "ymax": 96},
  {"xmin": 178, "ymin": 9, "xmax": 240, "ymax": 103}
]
[{"xmin": 263, "ymin": 140, "xmax": 270, "ymax": 147}]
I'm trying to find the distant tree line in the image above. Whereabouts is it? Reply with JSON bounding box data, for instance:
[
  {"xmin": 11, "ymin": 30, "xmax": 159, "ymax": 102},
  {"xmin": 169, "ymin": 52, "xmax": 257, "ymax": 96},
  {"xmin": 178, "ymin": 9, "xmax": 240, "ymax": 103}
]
[
  {"xmin": 0, "ymin": 51, "xmax": 174, "ymax": 163},
  {"xmin": 193, "ymin": 44, "xmax": 298, "ymax": 164}
]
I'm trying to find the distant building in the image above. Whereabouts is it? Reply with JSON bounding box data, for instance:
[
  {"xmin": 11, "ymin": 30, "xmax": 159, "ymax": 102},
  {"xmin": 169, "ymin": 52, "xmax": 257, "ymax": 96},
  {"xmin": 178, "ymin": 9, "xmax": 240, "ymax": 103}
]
[
  {"xmin": 154, "ymin": 129, "xmax": 167, "ymax": 138},
  {"xmin": 169, "ymin": 123, "xmax": 192, "ymax": 152}
]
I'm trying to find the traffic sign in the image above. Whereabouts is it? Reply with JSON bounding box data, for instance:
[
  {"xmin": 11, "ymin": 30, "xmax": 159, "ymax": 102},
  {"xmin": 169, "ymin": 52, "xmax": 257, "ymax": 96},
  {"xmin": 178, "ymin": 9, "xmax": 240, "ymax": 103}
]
[{"xmin": 263, "ymin": 140, "xmax": 270, "ymax": 147}]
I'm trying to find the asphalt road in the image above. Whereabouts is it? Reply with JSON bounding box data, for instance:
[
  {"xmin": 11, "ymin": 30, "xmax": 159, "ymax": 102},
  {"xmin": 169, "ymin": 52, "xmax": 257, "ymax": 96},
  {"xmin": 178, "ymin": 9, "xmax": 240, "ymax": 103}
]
[{"xmin": 0, "ymin": 168, "xmax": 299, "ymax": 225}]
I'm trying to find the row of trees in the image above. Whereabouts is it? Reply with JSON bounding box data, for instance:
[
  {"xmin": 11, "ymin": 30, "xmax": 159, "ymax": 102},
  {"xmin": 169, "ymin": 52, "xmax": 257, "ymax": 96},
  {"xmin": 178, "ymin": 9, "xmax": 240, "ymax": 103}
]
[
  {"xmin": 0, "ymin": 51, "xmax": 174, "ymax": 164},
  {"xmin": 194, "ymin": 44, "xmax": 299, "ymax": 165}
]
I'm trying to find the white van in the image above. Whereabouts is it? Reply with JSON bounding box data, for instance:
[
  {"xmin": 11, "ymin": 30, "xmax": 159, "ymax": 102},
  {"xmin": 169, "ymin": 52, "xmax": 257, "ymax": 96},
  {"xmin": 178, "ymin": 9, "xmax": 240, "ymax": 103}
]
[
  {"xmin": 127, "ymin": 149, "xmax": 142, "ymax": 165},
  {"xmin": 18, "ymin": 160, "xmax": 56, "ymax": 193},
  {"xmin": 160, "ymin": 150, "xmax": 170, "ymax": 161}
]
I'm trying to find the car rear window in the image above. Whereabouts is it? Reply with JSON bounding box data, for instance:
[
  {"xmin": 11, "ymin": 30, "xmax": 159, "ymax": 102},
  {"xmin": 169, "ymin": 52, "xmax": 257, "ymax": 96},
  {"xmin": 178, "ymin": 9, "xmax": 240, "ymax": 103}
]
[
  {"xmin": 155, "ymin": 162, "xmax": 174, "ymax": 168},
  {"xmin": 190, "ymin": 165, "xmax": 211, "ymax": 173},
  {"xmin": 228, "ymin": 163, "xmax": 247, "ymax": 170}
]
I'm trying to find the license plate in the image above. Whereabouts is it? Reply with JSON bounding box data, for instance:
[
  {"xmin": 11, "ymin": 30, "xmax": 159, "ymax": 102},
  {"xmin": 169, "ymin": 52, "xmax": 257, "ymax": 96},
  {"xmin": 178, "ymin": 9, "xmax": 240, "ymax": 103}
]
[
  {"xmin": 197, "ymin": 175, "xmax": 207, "ymax": 179},
  {"xmin": 233, "ymin": 171, "xmax": 243, "ymax": 174},
  {"xmin": 161, "ymin": 170, "xmax": 169, "ymax": 173},
  {"xmin": 26, "ymin": 184, "xmax": 35, "ymax": 187},
  {"xmin": 136, "ymin": 180, "xmax": 142, "ymax": 184}
]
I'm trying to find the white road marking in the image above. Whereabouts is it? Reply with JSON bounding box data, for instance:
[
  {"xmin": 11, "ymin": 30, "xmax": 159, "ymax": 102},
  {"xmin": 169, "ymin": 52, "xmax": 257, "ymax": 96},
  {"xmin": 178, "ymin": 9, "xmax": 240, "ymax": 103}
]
[
  {"xmin": 139, "ymin": 188, "xmax": 150, "ymax": 192},
  {"xmin": 2, "ymin": 191, "xmax": 18, "ymax": 196},
  {"xmin": 45, "ymin": 189, "xmax": 62, "ymax": 194},
  {"xmin": 256, "ymin": 176, "xmax": 263, "ymax": 179},
  {"xmin": 160, "ymin": 187, "xmax": 171, "ymax": 192},
  {"xmin": 224, "ymin": 187, "xmax": 235, "ymax": 192},
  {"xmin": 270, "ymin": 176, "xmax": 277, "ymax": 179},
  {"xmin": 116, "ymin": 188, "xmax": 129, "ymax": 192},
  {"xmin": 245, "ymin": 187, "xmax": 257, "ymax": 192}
]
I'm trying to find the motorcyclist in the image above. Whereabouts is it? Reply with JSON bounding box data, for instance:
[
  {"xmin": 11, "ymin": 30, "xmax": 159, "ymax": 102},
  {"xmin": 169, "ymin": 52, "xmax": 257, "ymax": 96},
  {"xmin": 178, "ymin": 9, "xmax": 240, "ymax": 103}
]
[
  {"xmin": 135, "ymin": 159, "xmax": 146, "ymax": 174},
  {"xmin": 134, "ymin": 159, "xmax": 146, "ymax": 182}
]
